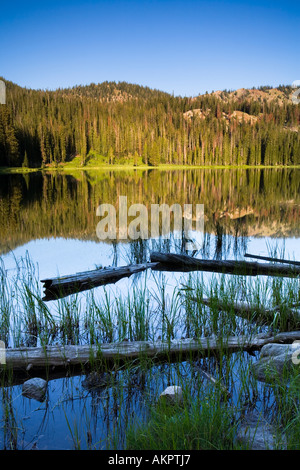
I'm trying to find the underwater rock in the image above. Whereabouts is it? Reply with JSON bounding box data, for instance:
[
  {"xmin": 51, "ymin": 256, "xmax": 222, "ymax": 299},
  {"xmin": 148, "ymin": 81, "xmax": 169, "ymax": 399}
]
[
  {"xmin": 82, "ymin": 371, "xmax": 110, "ymax": 390},
  {"xmin": 237, "ymin": 411, "xmax": 287, "ymax": 450},
  {"xmin": 22, "ymin": 377, "xmax": 47, "ymax": 402}
]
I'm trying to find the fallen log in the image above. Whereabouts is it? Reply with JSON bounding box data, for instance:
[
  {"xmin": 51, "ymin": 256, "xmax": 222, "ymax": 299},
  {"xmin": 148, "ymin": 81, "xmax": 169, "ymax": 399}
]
[
  {"xmin": 2, "ymin": 331, "xmax": 300, "ymax": 372},
  {"xmin": 150, "ymin": 252, "xmax": 300, "ymax": 277},
  {"xmin": 41, "ymin": 262, "xmax": 158, "ymax": 301},
  {"xmin": 41, "ymin": 253, "xmax": 300, "ymax": 301},
  {"xmin": 195, "ymin": 297, "xmax": 300, "ymax": 325}
]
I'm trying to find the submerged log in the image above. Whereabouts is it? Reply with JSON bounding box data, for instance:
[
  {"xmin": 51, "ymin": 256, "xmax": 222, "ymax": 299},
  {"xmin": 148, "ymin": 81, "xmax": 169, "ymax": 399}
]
[
  {"xmin": 41, "ymin": 262, "xmax": 158, "ymax": 301},
  {"xmin": 195, "ymin": 297, "xmax": 300, "ymax": 325},
  {"xmin": 2, "ymin": 331, "xmax": 300, "ymax": 372},
  {"xmin": 245, "ymin": 253, "xmax": 300, "ymax": 266},
  {"xmin": 150, "ymin": 252, "xmax": 300, "ymax": 277},
  {"xmin": 198, "ymin": 367, "xmax": 230, "ymax": 397}
]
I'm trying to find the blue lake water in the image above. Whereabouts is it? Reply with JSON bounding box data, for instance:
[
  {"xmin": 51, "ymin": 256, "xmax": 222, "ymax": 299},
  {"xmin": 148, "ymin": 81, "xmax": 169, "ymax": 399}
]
[{"xmin": 0, "ymin": 168, "xmax": 299, "ymax": 449}]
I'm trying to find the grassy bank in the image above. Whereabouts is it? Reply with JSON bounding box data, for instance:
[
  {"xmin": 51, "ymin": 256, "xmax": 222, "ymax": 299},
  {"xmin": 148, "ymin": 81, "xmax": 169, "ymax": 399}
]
[{"xmin": 1, "ymin": 160, "xmax": 300, "ymax": 175}]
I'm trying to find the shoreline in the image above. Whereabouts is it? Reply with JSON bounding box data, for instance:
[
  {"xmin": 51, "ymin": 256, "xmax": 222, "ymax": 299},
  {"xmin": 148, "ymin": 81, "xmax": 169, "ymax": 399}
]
[{"xmin": 1, "ymin": 163, "xmax": 300, "ymax": 174}]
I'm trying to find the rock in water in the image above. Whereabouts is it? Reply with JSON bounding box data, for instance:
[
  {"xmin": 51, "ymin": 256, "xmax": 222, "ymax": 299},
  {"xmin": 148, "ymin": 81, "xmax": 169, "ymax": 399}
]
[
  {"xmin": 82, "ymin": 371, "xmax": 109, "ymax": 390},
  {"xmin": 237, "ymin": 411, "xmax": 287, "ymax": 450},
  {"xmin": 159, "ymin": 385, "xmax": 183, "ymax": 405},
  {"xmin": 22, "ymin": 378, "xmax": 47, "ymax": 402},
  {"xmin": 252, "ymin": 342, "xmax": 300, "ymax": 382}
]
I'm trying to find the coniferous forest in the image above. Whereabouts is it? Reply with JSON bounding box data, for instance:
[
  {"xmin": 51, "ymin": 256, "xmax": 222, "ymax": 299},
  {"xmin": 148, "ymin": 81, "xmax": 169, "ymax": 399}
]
[{"xmin": 0, "ymin": 78, "xmax": 299, "ymax": 168}]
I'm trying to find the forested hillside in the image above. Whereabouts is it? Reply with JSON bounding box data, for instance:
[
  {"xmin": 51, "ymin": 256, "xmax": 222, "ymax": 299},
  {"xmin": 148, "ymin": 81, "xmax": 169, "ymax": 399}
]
[{"xmin": 0, "ymin": 78, "xmax": 299, "ymax": 168}]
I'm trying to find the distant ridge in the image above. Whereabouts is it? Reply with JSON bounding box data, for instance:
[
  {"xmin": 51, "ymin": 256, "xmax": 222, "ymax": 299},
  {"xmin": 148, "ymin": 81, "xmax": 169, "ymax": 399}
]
[{"xmin": 0, "ymin": 78, "xmax": 299, "ymax": 169}]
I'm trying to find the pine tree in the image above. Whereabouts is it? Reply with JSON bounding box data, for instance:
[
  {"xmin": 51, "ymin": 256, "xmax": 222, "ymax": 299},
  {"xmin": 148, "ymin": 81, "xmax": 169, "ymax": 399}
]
[
  {"xmin": 108, "ymin": 147, "xmax": 114, "ymax": 165},
  {"xmin": 0, "ymin": 105, "xmax": 19, "ymax": 166},
  {"xmin": 22, "ymin": 150, "xmax": 29, "ymax": 168},
  {"xmin": 148, "ymin": 141, "xmax": 160, "ymax": 166}
]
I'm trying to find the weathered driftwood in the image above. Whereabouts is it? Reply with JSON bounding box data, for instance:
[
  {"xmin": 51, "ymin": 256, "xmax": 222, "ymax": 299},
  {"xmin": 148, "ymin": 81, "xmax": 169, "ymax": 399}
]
[
  {"xmin": 41, "ymin": 262, "xmax": 158, "ymax": 301},
  {"xmin": 150, "ymin": 252, "xmax": 300, "ymax": 277},
  {"xmin": 245, "ymin": 253, "xmax": 300, "ymax": 267},
  {"xmin": 41, "ymin": 253, "xmax": 300, "ymax": 301},
  {"xmin": 2, "ymin": 331, "xmax": 300, "ymax": 372}
]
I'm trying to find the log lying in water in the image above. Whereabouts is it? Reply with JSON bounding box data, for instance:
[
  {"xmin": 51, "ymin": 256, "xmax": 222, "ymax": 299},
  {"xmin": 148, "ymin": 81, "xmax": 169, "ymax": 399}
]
[
  {"xmin": 196, "ymin": 297, "xmax": 300, "ymax": 325},
  {"xmin": 245, "ymin": 253, "xmax": 300, "ymax": 267},
  {"xmin": 41, "ymin": 253, "xmax": 300, "ymax": 301},
  {"xmin": 41, "ymin": 262, "xmax": 158, "ymax": 301},
  {"xmin": 2, "ymin": 331, "xmax": 300, "ymax": 372},
  {"xmin": 150, "ymin": 252, "xmax": 300, "ymax": 277}
]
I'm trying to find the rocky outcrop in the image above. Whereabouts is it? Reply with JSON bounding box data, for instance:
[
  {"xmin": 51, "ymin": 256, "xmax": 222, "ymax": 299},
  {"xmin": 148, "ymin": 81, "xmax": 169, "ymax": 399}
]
[
  {"xmin": 229, "ymin": 110, "xmax": 258, "ymax": 124},
  {"xmin": 183, "ymin": 107, "xmax": 259, "ymax": 125},
  {"xmin": 183, "ymin": 109, "xmax": 210, "ymax": 120}
]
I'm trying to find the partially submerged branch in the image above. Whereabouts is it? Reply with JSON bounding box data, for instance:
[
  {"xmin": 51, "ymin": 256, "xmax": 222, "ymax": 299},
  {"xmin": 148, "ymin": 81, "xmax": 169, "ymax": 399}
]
[
  {"xmin": 245, "ymin": 253, "xmax": 300, "ymax": 267},
  {"xmin": 41, "ymin": 262, "xmax": 158, "ymax": 301},
  {"xmin": 194, "ymin": 297, "xmax": 300, "ymax": 325},
  {"xmin": 40, "ymin": 252, "xmax": 300, "ymax": 302},
  {"xmin": 150, "ymin": 252, "xmax": 300, "ymax": 277}
]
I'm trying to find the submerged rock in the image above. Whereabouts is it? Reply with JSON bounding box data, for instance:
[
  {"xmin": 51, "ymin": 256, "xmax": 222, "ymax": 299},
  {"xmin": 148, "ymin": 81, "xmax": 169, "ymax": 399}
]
[
  {"xmin": 159, "ymin": 386, "xmax": 183, "ymax": 405},
  {"xmin": 82, "ymin": 371, "xmax": 110, "ymax": 390},
  {"xmin": 22, "ymin": 378, "xmax": 47, "ymax": 402},
  {"xmin": 237, "ymin": 411, "xmax": 287, "ymax": 450},
  {"xmin": 252, "ymin": 342, "xmax": 300, "ymax": 382}
]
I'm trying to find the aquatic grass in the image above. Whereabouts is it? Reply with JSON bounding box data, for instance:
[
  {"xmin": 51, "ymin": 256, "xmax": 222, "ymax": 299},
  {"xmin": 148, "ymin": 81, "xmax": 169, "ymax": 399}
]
[
  {"xmin": 125, "ymin": 382, "xmax": 237, "ymax": 450},
  {"xmin": 92, "ymin": 288, "xmax": 115, "ymax": 343},
  {"xmin": 150, "ymin": 273, "xmax": 184, "ymax": 341},
  {"xmin": 0, "ymin": 253, "xmax": 59, "ymax": 347},
  {"xmin": 250, "ymin": 363, "xmax": 300, "ymax": 450},
  {"xmin": 185, "ymin": 270, "xmax": 300, "ymax": 337},
  {"xmin": 114, "ymin": 283, "xmax": 151, "ymax": 342},
  {"xmin": 0, "ymin": 260, "xmax": 12, "ymax": 347},
  {"xmin": 127, "ymin": 284, "xmax": 151, "ymax": 341},
  {"xmin": 55, "ymin": 295, "xmax": 82, "ymax": 345},
  {"xmin": 0, "ymin": 383, "xmax": 23, "ymax": 450},
  {"xmin": 3, "ymin": 249, "xmax": 298, "ymax": 350},
  {"xmin": 181, "ymin": 274, "xmax": 243, "ymax": 338},
  {"xmin": 1, "ymin": 252, "xmax": 300, "ymax": 449},
  {"xmin": 280, "ymin": 373, "xmax": 300, "ymax": 449},
  {"xmin": 63, "ymin": 407, "xmax": 82, "ymax": 449},
  {"xmin": 18, "ymin": 283, "xmax": 57, "ymax": 347},
  {"xmin": 82, "ymin": 290, "xmax": 103, "ymax": 345}
]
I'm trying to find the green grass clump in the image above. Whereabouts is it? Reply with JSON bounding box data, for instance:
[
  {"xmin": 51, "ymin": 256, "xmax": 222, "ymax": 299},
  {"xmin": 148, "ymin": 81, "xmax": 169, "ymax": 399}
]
[{"xmin": 126, "ymin": 387, "xmax": 236, "ymax": 450}]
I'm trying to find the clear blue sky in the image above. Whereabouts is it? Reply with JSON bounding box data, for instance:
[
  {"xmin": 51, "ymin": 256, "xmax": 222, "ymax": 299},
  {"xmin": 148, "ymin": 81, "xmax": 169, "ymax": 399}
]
[{"xmin": 0, "ymin": 0, "xmax": 299, "ymax": 96}]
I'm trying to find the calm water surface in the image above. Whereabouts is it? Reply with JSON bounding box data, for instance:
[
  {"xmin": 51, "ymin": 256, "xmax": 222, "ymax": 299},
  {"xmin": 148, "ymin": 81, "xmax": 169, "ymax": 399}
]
[{"xmin": 0, "ymin": 168, "xmax": 299, "ymax": 449}]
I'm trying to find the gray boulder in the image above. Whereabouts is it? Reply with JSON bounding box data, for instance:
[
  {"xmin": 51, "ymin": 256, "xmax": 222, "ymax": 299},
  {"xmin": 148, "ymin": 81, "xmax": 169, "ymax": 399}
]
[
  {"xmin": 252, "ymin": 342, "xmax": 300, "ymax": 382},
  {"xmin": 22, "ymin": 377, "xmax": 47, "ymax": 402},
  {"xmin": 159, "ymin": 385, "xmax": 183, "ymax": 405},
  {"xmin": 237, "ymin": 411, "xmax": 286, "ymax": 450}
]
